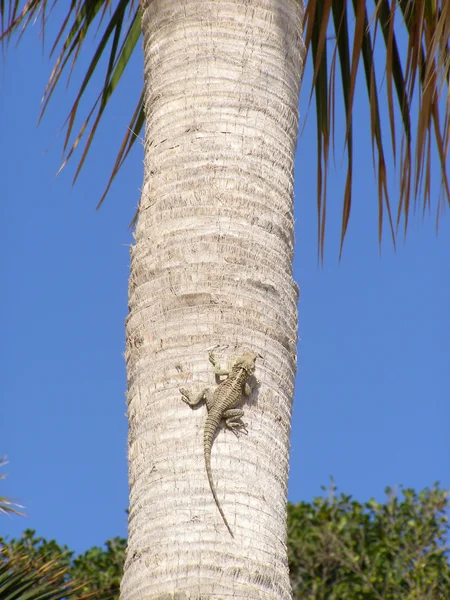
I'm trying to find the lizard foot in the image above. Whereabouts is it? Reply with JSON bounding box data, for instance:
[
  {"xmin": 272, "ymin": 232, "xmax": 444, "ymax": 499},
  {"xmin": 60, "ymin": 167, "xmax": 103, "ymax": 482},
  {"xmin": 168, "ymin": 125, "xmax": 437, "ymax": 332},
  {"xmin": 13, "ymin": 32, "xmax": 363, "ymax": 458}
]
[
  {"xmin": 179, "ymin": 388, "xmax": 190, "ymax": 403},
  {"xmin": 227, "ymin": 422, "xmax": 248, "ymax": 437}
]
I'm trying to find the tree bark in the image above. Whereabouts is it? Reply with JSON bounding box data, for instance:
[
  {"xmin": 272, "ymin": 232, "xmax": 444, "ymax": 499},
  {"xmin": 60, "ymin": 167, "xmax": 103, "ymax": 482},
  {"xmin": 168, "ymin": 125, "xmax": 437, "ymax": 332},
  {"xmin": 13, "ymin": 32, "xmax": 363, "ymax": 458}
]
[{"xmin": 122, "ymin": 0, "xmax": 305, "ymax": 597}]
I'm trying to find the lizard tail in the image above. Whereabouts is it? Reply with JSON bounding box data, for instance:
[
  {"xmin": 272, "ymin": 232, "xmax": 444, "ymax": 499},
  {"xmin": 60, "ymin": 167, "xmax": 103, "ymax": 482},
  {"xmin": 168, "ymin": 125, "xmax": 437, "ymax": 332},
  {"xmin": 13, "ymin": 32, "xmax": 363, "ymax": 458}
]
[{"xmin": 204, "ymin": 431, "xmax": 234, "ymax": 537}]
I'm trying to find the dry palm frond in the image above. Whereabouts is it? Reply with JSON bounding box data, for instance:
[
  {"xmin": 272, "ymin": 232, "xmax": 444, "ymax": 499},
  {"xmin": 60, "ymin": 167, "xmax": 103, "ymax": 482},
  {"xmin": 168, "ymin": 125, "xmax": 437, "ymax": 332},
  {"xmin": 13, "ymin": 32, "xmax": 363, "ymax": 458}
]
[
  {"xmin": 1, "ymin": 1, "xmax": 449, "ymax": 257},
  {"xmin": 0, "ymin": 0, "xmax": 142, "ymax": 210},
  {"xmin": 304, "ymin": 0, "xmax": 450, "ymax": 260}
]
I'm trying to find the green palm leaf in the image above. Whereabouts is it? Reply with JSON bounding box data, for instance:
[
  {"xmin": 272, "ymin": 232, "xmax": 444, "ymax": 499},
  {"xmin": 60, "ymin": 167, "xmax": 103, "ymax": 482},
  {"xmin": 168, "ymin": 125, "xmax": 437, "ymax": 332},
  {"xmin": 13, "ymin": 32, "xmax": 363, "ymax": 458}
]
[{"xmin": 0, "ymin": 545, "xmax": 85, "ymax": 600}]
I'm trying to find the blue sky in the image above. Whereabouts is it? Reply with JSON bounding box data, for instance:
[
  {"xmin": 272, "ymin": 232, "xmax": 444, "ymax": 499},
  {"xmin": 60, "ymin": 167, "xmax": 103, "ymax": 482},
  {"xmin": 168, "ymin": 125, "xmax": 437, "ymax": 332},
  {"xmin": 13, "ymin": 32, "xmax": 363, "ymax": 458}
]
[{"xmin": 1, "ymin": 13, "xmax": 449, "ymax": 555}]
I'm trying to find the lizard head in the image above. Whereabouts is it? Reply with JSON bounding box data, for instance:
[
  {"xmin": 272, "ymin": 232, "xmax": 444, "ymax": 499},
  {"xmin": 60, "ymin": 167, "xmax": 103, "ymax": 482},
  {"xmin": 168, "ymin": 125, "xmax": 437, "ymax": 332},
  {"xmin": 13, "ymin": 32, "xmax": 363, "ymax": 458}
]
[{"xmin": 234, "ymin": 351, "xmax": 258, "ymax": 374}]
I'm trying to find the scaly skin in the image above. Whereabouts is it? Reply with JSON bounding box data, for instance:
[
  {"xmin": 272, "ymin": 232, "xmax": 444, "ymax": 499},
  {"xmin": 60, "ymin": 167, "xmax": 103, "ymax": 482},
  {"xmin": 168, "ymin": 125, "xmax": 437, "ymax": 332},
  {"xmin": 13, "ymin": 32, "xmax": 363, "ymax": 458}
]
[{"xmin": 180, "ymin": 351, "xmax": 258, "ymax": 537}]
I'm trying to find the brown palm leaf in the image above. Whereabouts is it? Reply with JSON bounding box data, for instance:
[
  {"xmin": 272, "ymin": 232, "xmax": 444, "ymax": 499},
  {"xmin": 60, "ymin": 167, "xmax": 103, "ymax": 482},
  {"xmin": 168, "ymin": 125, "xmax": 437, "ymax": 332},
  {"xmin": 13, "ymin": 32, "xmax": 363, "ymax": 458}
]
[{"xmin": 1, "ymin": 0, "xmax": 449, "ymax": 257}]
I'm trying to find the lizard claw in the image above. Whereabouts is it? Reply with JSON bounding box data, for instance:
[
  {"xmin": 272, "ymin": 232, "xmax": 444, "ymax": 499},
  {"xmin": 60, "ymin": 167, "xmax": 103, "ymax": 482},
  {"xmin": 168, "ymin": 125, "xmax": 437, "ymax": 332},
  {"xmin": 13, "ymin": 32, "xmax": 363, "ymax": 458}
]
[
  {"xmin": 232, "ymin": 427, "xmax": 248, "ymax": 438},
  {"xmin": 228, "ymin": 422, "xmax": 248, "ymax": 437},
  {"xmin": 179, "ymin": 388, "xmax": 190, "ymax": 402}
]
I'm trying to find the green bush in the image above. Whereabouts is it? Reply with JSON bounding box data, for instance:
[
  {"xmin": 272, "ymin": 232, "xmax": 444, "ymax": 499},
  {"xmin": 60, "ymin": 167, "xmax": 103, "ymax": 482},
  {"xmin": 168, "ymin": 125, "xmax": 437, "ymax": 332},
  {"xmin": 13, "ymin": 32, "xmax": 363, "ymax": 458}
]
[{"xmin": 288, "ymin": 484, "xmax": 450, "ymax": 599}]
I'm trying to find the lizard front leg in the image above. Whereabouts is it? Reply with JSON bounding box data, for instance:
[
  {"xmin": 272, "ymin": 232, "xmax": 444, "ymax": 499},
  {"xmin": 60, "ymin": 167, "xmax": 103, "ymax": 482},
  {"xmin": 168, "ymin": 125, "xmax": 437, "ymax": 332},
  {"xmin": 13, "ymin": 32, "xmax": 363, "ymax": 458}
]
[
  {"xmin": 244, "ymin": 381, "xmax": 253, "ymax": 396},
  {"xmin": 208, "ymin": 352, "xmax": 230, "ymax": 378},
  {"xmin": 180, "ymin": 387, "xmax": 214, "ymax": 408},
  {"xmin": 223, "ymin": 409, "xmax": 248, "ymax": 436}
]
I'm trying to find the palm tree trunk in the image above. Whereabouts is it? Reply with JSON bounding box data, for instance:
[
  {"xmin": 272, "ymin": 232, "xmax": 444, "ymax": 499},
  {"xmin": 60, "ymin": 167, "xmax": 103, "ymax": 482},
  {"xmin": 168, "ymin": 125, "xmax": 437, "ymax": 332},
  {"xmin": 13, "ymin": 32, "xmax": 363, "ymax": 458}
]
[{"xmin": 122, "ymin": 0, "xmax": 305, "ymax": 597}]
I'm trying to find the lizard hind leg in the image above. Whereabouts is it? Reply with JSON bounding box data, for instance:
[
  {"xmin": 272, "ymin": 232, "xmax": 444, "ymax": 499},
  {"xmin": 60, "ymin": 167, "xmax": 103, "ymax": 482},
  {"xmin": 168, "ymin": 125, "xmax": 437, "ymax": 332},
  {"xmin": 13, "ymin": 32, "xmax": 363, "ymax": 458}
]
[{"xmin": 223, "ymin": 409, "xmax": 248, "ymax": 436}]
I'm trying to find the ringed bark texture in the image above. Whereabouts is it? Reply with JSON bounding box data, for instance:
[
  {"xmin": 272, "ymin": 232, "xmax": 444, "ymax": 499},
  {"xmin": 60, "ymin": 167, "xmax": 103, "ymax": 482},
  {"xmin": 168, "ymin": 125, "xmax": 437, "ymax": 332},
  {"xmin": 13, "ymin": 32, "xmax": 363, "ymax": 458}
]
[{"xmin": 122, "ymin": 1, "xmax": 305, "ymax": 598}]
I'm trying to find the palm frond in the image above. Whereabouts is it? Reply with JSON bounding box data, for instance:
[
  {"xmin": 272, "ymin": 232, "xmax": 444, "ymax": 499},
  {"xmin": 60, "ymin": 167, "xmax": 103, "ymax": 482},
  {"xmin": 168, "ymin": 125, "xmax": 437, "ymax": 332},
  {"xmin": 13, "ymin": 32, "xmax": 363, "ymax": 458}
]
[
  {"xmin": 304, "ymin": 0, "xmax": 450, "ymax": 259},
  {"xmin": 2, "ymin": 1, "xmax": 449, "ymax": 256},
  {"xmin": 0, "ymin": 457, "xmax": 25, "ymax": 517},
  {"xmin": 0, "ymin": 543, "xmax": 86, "ymax": 600},
  {"xmin": 1, "ymin": 0, "xmax": 142, "ymax": 209}
]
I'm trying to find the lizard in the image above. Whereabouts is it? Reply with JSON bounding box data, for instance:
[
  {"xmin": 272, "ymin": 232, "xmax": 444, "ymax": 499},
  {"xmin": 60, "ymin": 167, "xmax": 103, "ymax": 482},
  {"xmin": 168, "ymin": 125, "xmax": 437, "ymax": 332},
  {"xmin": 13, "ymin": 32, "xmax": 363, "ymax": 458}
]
[{"xmin": 180, "ymin": 350, "xmax": 258, "ymax": 537}]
